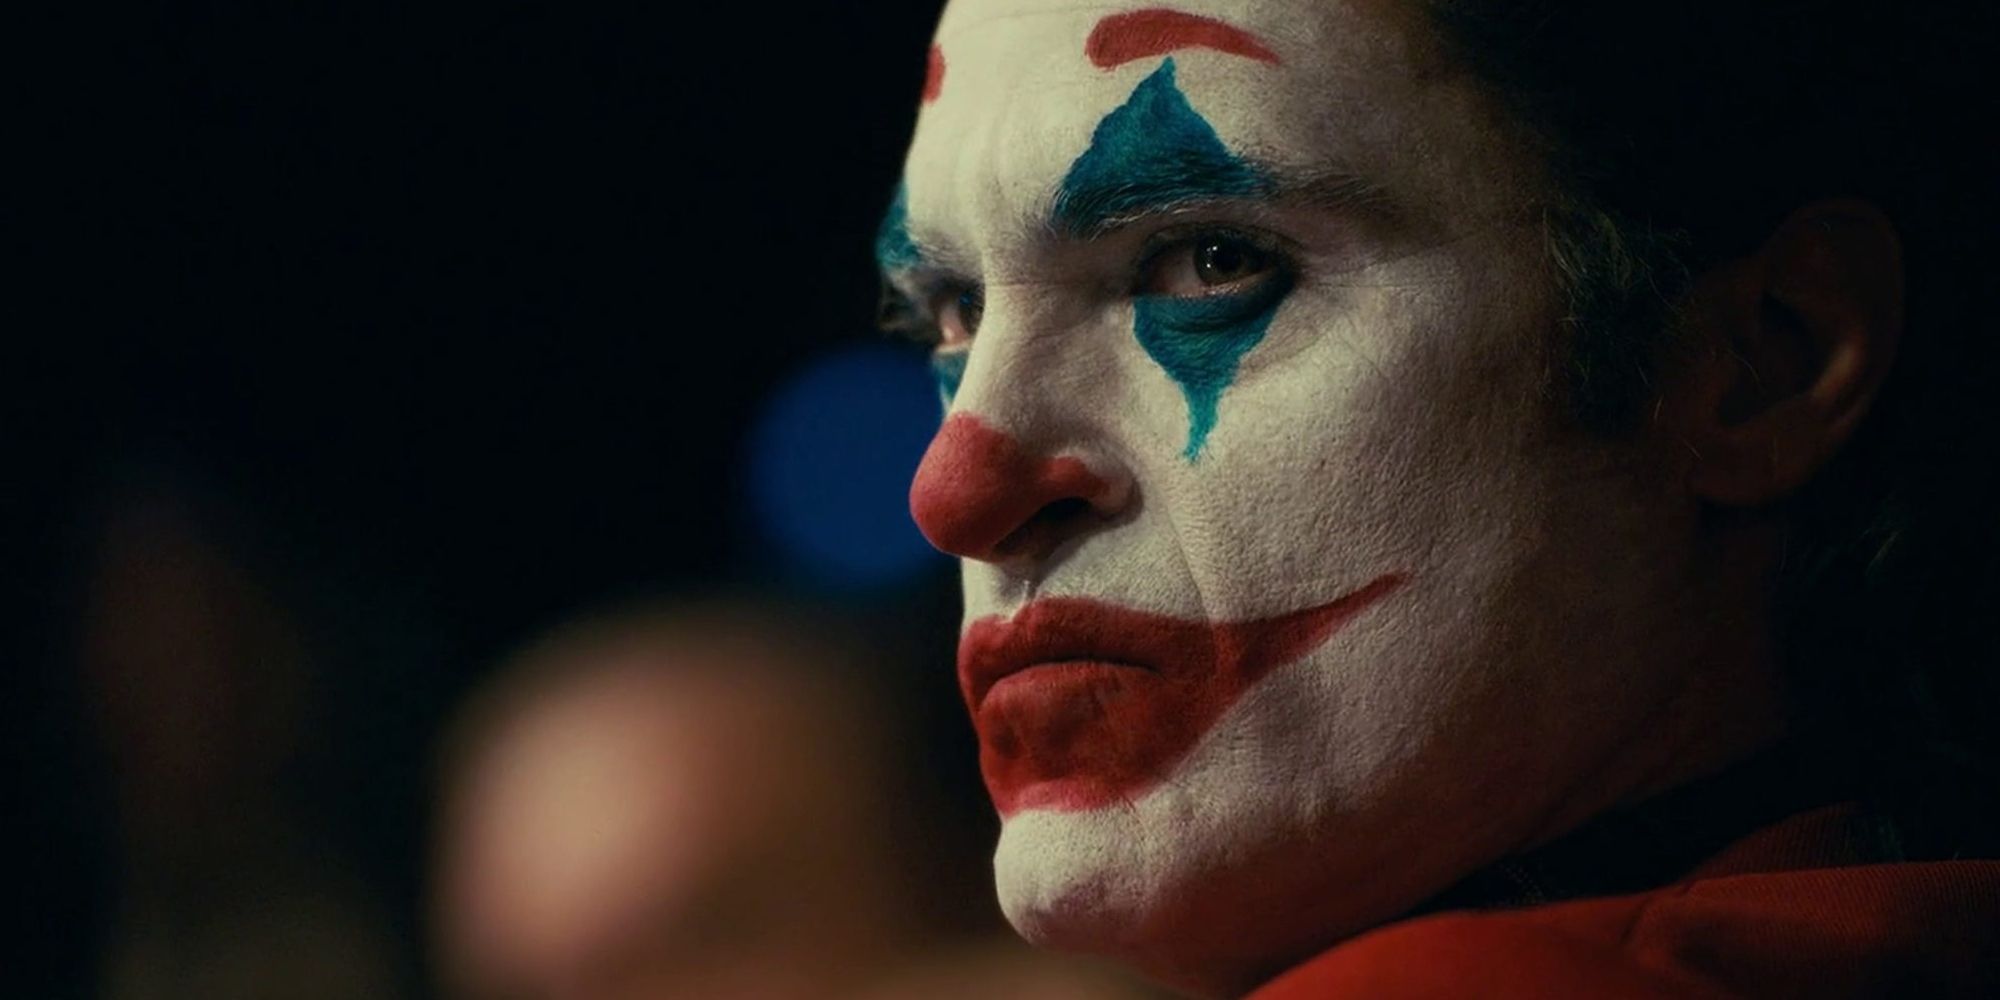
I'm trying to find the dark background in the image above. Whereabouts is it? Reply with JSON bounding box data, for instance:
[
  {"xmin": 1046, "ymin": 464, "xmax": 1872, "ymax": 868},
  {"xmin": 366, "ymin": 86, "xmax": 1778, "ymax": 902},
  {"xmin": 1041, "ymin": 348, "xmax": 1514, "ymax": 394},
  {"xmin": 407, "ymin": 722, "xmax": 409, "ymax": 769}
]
[{"xmin": 12, "ymin": 1, "xmax": 961, "ymax": 994}]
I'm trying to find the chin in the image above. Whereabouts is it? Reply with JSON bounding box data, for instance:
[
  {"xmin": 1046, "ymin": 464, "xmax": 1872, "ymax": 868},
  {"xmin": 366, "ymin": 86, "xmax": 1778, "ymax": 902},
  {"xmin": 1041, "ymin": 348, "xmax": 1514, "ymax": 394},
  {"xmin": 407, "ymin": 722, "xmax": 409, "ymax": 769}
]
[
  {"xmin": 980, "ymin": 655, "xmax": 1521, "ymax": 997},
  {"xmin": 988, "ymin": 769, "xmax": 1390, "ymax": 997},
  {"xmin": 995, "ymin": 805, "xmax": 1228, "ymax": 994},
  {"xmin": 993, "ymin": 807, "xmax": 1149, "ymax": 942}
]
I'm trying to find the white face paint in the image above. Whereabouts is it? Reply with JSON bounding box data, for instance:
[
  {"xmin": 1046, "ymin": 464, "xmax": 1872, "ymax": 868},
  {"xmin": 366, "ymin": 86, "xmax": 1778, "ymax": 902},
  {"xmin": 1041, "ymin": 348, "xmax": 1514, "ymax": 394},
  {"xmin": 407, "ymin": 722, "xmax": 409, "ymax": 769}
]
[{"xmin": 891, "ymin": 1, "xmax": 1771, "ymax": 993}]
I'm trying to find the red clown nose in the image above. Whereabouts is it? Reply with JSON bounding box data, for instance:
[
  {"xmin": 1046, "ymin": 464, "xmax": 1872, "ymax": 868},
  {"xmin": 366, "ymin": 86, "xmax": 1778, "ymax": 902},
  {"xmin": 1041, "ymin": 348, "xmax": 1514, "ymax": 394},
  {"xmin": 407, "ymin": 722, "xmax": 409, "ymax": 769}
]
[{"xmin": 908, "ymin": 414, "xmax": 1119, "ymax": 564}]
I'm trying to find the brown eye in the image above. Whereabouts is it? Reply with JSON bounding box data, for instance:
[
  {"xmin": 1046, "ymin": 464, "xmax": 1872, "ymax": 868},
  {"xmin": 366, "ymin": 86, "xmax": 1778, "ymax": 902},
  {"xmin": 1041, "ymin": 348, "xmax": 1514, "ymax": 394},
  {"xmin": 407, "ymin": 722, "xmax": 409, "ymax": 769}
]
[
  {"xmin": 1195, "ymin": 237, "xmax": 1264, "ymax": 285},
  {"xmin": 1139, "ymin": 233, "xmax": 1280, "ymax": 298},
  {"xmin": 933, "ymin": 286, "xmax": 984, "ymax": 346}
]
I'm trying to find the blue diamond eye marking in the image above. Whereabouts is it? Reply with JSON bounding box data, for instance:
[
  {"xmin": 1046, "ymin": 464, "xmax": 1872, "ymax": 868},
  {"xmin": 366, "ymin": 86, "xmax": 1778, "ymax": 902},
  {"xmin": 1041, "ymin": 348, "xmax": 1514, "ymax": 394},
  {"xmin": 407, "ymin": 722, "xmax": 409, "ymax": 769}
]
[
  {"xmin": 1134, "ymin": 275, "xmax": 1292, "ymax": 459},
  {"xmin": 1056, "ymin": 58, "xmax": 1284, "ymax": 459}
]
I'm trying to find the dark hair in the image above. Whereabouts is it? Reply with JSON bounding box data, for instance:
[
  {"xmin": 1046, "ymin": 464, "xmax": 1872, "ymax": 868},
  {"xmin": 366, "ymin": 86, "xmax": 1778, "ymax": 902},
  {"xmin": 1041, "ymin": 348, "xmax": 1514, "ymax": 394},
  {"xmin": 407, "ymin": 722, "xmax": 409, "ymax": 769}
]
[{"xmin": 1425, "ymin": 1, "xmax": 2000, "ymax": 852}]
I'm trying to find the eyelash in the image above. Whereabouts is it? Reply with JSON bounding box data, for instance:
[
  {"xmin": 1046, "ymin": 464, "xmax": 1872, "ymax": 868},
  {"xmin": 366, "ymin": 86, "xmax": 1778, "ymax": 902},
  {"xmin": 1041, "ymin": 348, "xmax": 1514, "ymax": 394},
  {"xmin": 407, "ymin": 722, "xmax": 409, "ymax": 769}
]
[
  {"xmin": 1130, "ymin": 223, "xmax": 1296, "ymax": 295},
  {"xmin": 878, "ymin": 224, "xmax": 1299, "ymax": 347}
]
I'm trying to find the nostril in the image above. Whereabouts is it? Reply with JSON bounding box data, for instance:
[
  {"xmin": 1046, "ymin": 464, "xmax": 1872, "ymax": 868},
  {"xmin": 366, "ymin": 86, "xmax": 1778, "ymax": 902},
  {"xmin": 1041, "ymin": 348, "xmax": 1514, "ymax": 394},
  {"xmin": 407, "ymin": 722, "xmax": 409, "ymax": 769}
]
[
  {"xmin": 1040, "ymin": 496, "xmax": 1095, "ymax": 522},
  {"xmin": 992, "ymin": 496, "xmax": 1099, "ymax": 561}
]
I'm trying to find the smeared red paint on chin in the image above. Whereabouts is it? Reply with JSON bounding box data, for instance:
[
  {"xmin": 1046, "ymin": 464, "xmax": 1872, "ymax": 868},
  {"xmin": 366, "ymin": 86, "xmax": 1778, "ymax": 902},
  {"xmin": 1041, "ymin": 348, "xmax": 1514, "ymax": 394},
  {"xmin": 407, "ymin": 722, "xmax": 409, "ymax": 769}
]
[{"xmin": 960, "ymin": 575, "xmax": 1405, "ymax": 816}]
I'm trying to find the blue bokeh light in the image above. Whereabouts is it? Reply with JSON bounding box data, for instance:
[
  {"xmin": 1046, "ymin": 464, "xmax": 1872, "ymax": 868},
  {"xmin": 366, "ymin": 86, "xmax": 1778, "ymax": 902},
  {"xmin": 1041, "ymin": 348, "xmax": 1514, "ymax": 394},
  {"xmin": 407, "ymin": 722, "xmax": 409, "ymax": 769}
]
[{"xmin": 745, "ymin": 343, "xmax": 945, "ymax": 586}]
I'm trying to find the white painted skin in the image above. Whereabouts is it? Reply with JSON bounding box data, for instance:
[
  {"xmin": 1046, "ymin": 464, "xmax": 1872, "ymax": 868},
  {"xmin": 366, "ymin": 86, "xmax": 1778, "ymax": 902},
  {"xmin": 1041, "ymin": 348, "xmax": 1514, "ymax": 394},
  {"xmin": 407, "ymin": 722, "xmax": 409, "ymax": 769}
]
[{"xmin": 894, "ymin": 0, "xmax": 1789, "ymax": 995}]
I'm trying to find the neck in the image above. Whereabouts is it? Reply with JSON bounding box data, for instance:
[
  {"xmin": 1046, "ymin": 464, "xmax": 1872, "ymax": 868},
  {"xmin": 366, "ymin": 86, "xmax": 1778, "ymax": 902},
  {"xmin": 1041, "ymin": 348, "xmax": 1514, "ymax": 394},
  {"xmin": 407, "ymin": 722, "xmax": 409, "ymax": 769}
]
[
  {"xmin": 1532, "ymin": 509, "xmax": 1796, "ymax": 853},
  {"xmin": 1412, "ymin": 741, "xmax": 1871, "ymax": 917}
]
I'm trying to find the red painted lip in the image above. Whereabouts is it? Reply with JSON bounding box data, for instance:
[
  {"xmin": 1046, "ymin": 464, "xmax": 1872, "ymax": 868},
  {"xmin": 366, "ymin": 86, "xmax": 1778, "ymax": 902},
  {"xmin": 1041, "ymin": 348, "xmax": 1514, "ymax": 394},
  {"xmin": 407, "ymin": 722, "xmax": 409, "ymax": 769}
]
[{"xmin": 958, "ymin": 573, "xmax": 1406, "ymax": 816}]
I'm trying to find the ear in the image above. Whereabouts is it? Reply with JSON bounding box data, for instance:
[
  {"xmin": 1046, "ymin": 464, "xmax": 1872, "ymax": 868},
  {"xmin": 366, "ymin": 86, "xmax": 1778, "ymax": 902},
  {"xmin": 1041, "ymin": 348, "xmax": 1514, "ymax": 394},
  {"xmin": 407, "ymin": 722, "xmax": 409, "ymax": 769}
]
[{"xmin": 1673, "ymin": 200, "xmax": 1903, "ymax": 506}]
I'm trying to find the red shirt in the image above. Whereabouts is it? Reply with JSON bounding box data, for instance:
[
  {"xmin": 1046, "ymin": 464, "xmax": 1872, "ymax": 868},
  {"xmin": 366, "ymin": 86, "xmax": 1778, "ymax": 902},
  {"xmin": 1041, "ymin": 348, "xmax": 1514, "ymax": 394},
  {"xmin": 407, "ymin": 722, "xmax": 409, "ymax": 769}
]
[{"xmin": 1253, "ymin": 806, "xmax": 2000, "ymax": 998}]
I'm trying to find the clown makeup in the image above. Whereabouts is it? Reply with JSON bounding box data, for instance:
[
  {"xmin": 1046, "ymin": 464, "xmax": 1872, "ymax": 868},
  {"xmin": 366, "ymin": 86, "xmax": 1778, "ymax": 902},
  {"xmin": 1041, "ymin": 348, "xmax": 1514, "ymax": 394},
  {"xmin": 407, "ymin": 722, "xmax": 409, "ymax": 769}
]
[{"xmin": 889, "ymin": 1, "xmax": 1780, "ymax": 995}]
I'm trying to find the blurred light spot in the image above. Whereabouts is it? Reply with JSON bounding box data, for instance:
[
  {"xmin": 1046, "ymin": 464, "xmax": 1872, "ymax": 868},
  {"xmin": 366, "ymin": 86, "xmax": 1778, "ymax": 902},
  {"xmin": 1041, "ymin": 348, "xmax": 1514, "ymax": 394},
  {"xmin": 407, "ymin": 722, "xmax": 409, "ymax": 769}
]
[{"xmin": 747, "ymin": 344, "xmax": 944, "ymax": 586}]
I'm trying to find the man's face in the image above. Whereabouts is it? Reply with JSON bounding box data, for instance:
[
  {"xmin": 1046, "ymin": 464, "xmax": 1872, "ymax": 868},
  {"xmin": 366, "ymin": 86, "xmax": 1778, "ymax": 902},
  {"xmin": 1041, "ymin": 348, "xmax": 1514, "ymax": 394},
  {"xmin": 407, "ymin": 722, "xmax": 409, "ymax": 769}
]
[{"xmin": 892, "ymin": 0, "xmax": 1704, "ymax": 992}]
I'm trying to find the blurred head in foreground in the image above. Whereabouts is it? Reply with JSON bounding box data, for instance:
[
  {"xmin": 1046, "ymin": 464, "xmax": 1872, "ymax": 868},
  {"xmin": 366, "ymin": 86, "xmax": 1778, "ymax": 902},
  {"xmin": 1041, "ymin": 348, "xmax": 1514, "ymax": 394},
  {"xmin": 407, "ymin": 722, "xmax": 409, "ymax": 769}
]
[
  {"xmin": 433, "ymin": 599, "xmax": 1157, "ymax": 1000},
  {"xmin": 434, "ymin": 602, "xmax": 911, "ymax": 1000}
]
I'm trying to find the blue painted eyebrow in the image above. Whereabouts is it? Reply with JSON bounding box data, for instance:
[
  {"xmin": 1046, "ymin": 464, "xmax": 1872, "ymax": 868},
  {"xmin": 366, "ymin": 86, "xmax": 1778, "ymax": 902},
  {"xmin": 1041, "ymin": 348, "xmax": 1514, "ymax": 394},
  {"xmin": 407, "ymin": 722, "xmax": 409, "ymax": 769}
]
[{"xmin": 1052, "ymin": 58, "xmax": 1273, "ymax": 237}]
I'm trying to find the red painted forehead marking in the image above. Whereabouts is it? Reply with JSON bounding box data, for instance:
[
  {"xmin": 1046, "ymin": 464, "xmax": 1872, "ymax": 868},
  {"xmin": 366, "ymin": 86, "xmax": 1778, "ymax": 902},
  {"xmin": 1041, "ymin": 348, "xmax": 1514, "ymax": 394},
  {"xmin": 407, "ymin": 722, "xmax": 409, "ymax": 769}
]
[
  {"xmin": 1086, "ymin": 8, "xmax": 1281, "ymax": 70},
  {"xmin": 922, "ymin": 45, "xmax": 945, "ymax": 103}
]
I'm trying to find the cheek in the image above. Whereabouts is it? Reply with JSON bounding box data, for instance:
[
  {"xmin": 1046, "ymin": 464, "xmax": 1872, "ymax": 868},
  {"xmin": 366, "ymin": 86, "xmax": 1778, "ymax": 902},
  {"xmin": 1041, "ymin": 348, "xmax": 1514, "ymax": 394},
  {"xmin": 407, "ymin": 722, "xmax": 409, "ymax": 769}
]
[
  {"xmin": 1102, "ymin": 275, "xmax": 1592, "ymax": 789},
  {"xmin": 1141, "ymin": 276, "xmax": 1688, "ymax": 823},
  {"xmin": 1175, "ymin": 271, "xmax": 1559, "ymax": 566}
]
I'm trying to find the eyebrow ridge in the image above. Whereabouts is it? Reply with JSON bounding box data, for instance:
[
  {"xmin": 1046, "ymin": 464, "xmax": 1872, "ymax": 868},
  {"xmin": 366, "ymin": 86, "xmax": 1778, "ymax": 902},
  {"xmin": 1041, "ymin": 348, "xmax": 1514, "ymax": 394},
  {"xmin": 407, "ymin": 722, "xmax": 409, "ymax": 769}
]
[
  {"xmin": 875, "ymin": 164, "xmax": 1402, "ymax": 296},
  {"xmin": 1274, "ymin": 165, "xmax": 1401, "ymax": 221},
  {"xmin": 878, "ymin": 224, "xmax": 980, "ymax": 284},
  {"xmin": 1068, "ymin": 162, "xmax": 1399, "ymax": 239}
]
